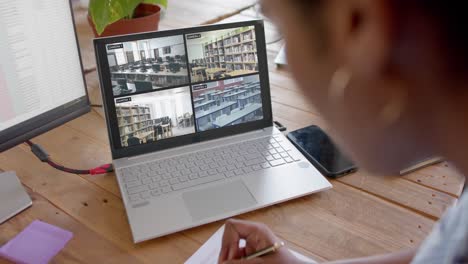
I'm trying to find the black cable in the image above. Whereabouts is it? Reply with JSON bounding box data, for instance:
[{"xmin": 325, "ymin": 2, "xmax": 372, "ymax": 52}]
[
  {"xmin": 274, "ymin": 121, "xmax": 287, "ymax": 132},
  {"xmin": 25, "ymin": 140, "xmax": 113, "ymax": 175}
]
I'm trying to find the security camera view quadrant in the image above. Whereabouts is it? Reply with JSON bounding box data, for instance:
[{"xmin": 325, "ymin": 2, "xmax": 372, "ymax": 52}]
[
  {"xmin": 114, "ymin": 87, "xmax": 195, "ymax": 147},
  {"xmin": 192, "ymin": 75, "xmax": 263, "ymax": 132},
  {"xmin": 107, "ymin": 35, "xmax": 189, "ymax": 97},
  {"xmin": 186, "ymin": 26, "xmax": 258, "ymax": 83}
]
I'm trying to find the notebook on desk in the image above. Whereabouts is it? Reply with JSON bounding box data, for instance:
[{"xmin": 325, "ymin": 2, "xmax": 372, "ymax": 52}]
[
  {"xmin": 274, "ymin": 45, "xmax": 288, "ymax": 66},
  {"xmin": 185, "ymin": 225, "xmax": 317, "ymax": 264},
  {"xmin": 94, "ymin": 20, "xmax": 332, "ymax": 243}
]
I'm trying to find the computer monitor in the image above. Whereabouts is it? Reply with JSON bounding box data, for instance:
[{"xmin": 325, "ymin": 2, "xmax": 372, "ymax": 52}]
[
  {"xmin": 0, "ymin": 0, "xmax": 89, "ymax": 151},
  {"xmin": 134, "ymin": 81, "xmax": 153, "ymax": 92},
  {"xmin": 0, "ymin": 0, "xmax": 90, "ymax": 222},
  {"xmin": 116, "ymin": 78, "xmax": 129, "ymax": 91}
]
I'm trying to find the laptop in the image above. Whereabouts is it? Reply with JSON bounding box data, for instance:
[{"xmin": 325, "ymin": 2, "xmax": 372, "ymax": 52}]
[{"xmin": 94, "ymin": 20, "xmax": 332, "ymax": 243}]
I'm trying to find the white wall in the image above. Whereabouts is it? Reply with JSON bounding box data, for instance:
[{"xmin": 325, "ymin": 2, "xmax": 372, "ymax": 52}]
[
  {"xmin": 149, "ymin": 35, "xmax": 185, "ymax": 58},
  {"xmin": 123, "ymin": 42, "xmax": 133, "ymax": 50},
  {"xmin": 187, "ymin": 43, "xmax": 204, "ymax": 61},
  {"xmin": 159, "ymin": 44, "xmax": 185, "ymax": 58},
  {"xmin": 147, "ymin": 93, "xmax": 192, "ymax": 125},
  {"xmin": 153, "ymin": 43, "xmax": 185, "ymax": 58},
  {"xmin": 137, "ymin": 40, "xmax": 152, "ymax": 59},
  {"xmin": 148, "ymin": 35, "xmax": 183, "ymax": 49},
  {"xmin": 174, "ymin": 92, "xmax": 193, "ymax": 116},
  {"xmin": 108, "ymin": 54, "xmax": 117, "ymax": 67}
]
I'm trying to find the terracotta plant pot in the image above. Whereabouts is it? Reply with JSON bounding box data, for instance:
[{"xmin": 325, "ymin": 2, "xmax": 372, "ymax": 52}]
[{"xmin": 88, "ymin": 4, "xmax": 161, "ymax": 38}]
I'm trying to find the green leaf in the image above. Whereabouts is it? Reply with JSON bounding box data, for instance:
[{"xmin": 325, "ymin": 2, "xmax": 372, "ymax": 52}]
[
  {"xmin": 89, "ymin": 0, "xmax": 151, "ymax": 35},
  {"xmin": 89, "ymin": 0, "xmax": 168, "ymax": 36}
]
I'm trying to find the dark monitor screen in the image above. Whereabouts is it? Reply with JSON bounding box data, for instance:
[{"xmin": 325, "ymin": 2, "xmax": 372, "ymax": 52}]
[
  {"xmin": 0, "ymin": 0, "xmax": 90, "ymax": 152},
  {"xmin": 95, "ymin": 21, "xmax": 272, "ymax": 159},
  {"xmin": 134, "ymin": 81, "xmax": 153, "ymax": 92}
]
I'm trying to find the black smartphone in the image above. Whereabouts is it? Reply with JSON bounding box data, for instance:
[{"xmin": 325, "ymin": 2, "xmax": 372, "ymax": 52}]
[{"xmin": 287, "ymin": 125, "xmax": 357, "ymax": 178}]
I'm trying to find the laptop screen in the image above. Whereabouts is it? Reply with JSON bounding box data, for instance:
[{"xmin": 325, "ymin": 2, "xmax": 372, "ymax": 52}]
[{"xmin": 96, "ymin": 21, "xmax": 271, "ymax": 158}]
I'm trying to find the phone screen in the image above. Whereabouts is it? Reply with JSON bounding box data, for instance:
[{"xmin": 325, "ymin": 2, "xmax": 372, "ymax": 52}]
[{"xmin": 288, "ymin": 126, "xmax": 355, "ymax": 175}]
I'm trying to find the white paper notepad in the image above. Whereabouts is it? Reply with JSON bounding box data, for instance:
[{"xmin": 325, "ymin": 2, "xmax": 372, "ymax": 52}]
[
  {"xmin": 185, "ymin": 225, "xmax": 317, "ymax": 264},
  {"xmin": 274, "ymin": 45, "xmax": 288, "ymax": 66}
]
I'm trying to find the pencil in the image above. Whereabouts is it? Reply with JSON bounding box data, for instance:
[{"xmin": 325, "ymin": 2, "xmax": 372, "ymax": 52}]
[
  {"xmin": 243, "ymin": 241, "xmax": 285, "ymax": 260},
  {"xmin": 399, "ymin": 157, "xmax": 444, "ymax": 175}
]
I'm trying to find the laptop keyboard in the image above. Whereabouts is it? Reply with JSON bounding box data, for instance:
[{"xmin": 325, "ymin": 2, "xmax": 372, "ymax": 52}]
[{"xmin": 118, "ymin": 134, "xmax": 302, "ymax": 204}]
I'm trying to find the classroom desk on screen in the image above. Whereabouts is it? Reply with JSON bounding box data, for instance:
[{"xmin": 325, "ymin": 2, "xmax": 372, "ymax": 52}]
[
  {"xmin": 225, "ymin": 69, "xmax": 257, "ymax": 77},
  {"xmin": 213, "ymin": 103, "xmax": 263, "ymax": 128},
  {"xmin": 223, "ymin": 90, "xmax": 247, "ymax": 102},
  {"xmin": 193, "ymin": 97, "xmax": 205, "ymax": 104},
  {"xmin": 237, "ymin": 91, "xmax": 262, "ymax": 108},
  {"xmin": 0, "ymin": 2, "xmax": 465, "ymax": 263},
  {"xmin": 199, "ymin": 90, "xmax": 217, "ymax": 100},
  {"xmin": 206, "ymin": 67, "xmax": 227, "ymax": 80},
  {"xmin": 195, "ymin": 102, "xmax": 239, "ymax": 130},
  {"xmin": 194, "ymin": 100, "xmax": 217, "ymax": 112}
]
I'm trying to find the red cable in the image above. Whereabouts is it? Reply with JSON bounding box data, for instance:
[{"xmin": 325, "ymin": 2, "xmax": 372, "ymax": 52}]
[
  {"xmin": 46, "ymin": 159, "xmax": 90, "ymax": 175},
  {"xmin": 25, "ymin": 140, "xmax": 113, "ymax": 175}
]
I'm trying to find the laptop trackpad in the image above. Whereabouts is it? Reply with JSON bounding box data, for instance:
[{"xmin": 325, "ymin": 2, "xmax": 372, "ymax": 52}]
[{"xmin": 182, "ymin": 180, "xmax": 257, "ymax": 222}]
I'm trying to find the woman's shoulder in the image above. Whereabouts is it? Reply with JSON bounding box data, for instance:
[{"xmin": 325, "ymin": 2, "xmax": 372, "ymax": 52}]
[{"xmin": 411, "ymin": 190, "xmax": 468, "ymax": 264}]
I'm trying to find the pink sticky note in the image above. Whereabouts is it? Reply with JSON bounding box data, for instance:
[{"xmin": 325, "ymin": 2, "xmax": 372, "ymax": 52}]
[{"xmin": 0, "ymin": 220, "xmax": 73, "ymax": 264}]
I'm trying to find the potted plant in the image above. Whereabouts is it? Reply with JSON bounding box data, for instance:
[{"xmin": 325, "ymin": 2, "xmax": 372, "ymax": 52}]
[{"xmin": 88, "ymin": 0, "xmax": 168, "ymax": 37}]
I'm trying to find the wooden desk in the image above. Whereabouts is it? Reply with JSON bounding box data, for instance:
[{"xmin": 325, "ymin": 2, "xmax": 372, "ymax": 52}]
[
  {"xmin": 0, "ymin": 2, "xmax": 465, "ymax": 264},
  {"xmin": 191, "ymin": 67, "xmax": 207, "ymax": 82},
  {"xmin": 135, "ymin": 131, "xmax": 155, "ymax": 143},
  {"xmin": 206, "ymin": 67, "xmax": 227, "ymax": 80},
  {"xmin": 192, "ymin": 66, "xmax": 207, "ymax": 73},
  {"xmin": 225, "ymin": 69, "xmax": 257, "ymax": 77},
  {"xmin": 205, "ymin": 68, "xmax": 225, "ymax": 74}
]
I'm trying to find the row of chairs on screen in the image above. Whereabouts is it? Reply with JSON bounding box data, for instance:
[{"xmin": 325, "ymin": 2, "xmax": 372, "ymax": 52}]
[{"xmin": 113, "ymin": 62, "xmax": 183, "ymax": 74}]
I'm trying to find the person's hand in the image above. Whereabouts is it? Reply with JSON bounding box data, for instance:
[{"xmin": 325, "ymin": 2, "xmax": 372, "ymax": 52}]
[{"xmin": 218, "ymin": 219, "xmax": 303, "ymax": 264}]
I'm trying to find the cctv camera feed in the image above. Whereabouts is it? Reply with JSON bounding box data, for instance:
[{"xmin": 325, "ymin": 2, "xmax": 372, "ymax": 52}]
[
  {"xmin": 114, "ymin": 87, "xmax": 195, "ymax": 147},
  {"xmin": 107, "ymin": 25, "xmax": 266, "ymax": 148},
  {"xmin": 107, "ymin": 35, "xmax": 189, "ymax": 96},
  {"xmin": 192, "ymin": 75, "xmax": 263, "ymax": 132},
  {"xmin": 186, "ymin": 26, "xmax": 258, "ymax": 83}
]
